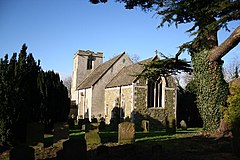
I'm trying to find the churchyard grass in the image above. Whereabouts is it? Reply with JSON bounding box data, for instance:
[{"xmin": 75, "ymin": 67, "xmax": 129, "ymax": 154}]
[
  {"xmin": 3, "ymin": 127, "xmax": 238, "ymax": 160},
  {"xmin": 40, "ymin": 127, "xmax": 201, "ymax": 147}
]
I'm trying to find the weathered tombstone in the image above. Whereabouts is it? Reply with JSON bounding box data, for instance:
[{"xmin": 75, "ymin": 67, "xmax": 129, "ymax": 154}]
[
  {"xmin": 141, "ymin": 120, "xmax": 150, "ymax": 132},
  {"xmin": 91, "ymin": 118, "xmax": 98, "ymax": 123},
  {"xmin": 118, "ymin": 122, "xmax": 135, "ymax": 144},
  {"xmin": 165, "ymin": 116, "xmax": 176, "ymax": 134},
  {"xmin": 78, "ymin": 119, "xmax": 84, "ymax": 130},
  {"xmin": 26, "ymin": 122, "xmax": 44, "ymax": 147},
  {"xmin": 85, "ymin": 123, "xmax": 101, "ymax": 145},
  {"xmin": 99, "ymin": 120, "xmax": 106, "ymax": 131},
  {"xmin": 180, "ymin": 120, "xmax": 187, "ymax": 130},
  {"xmin": 53, "ymin": 122, "xmax": 69, "ymax": 143},
  {"xmin": 57, "ymin": 139, "xmax": 87, "ymax": 160},
  {"xmin": 10, "ymin": 145, "xmax": 35, "ymax": 160},
  {"xmin": 68, "ymin": 118, "xmax": 75, "ymax": 130},
  {"xmin": 82, "ymin": 118, "xmax": 90, "ymax": 131}
]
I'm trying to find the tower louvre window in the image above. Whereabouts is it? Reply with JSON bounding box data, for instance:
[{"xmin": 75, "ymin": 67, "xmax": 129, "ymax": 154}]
[{"xmin": 87, "ymin": 55, "xmax": 93, "ymax": 70}]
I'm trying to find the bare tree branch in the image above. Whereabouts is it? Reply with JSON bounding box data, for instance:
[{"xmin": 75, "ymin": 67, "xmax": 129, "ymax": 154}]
[{"xmin": 209, "ymin": 25, "xmax": 240, "ymax": 62}]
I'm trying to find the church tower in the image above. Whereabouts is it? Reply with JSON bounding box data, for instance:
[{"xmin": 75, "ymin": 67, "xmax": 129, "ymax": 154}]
[{"xmin": 71, "ymin": 50, "xmax": 103, "ymax": 105}]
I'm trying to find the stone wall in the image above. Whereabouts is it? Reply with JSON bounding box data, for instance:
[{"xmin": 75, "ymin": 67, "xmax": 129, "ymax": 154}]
[
  {"xmin": 91, "ymin": 54, "xmax": 133, "ymax": 119},
  {"xmin": 133, "ymin": 76, "xmax": 177, "ymax": 131},
  {"xmin": 104, "ymin": 86, "xmax": 133, "ymax": 124},
  {"xmin": 121, "ymin": 86, "xmax": 132, "ymax": 120},
  {"xmin": 77, "ymin": 88, "xmax": 92, "ymax": 120},
  {"xmin": 105, "ymin": 88, "xmax": 120, "ymax": 124}
]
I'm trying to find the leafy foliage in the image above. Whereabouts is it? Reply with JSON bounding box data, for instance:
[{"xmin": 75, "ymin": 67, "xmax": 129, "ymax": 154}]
[
  {"xmin": 224, "ymin": 83, "xmax": 240, "ymax": 131},
  {"xmin": 90, "ymin": 0, "xmax": 240, "ymax": 52},
  {"xmin": 192, "ymin": 50, "xmax": 228, "ymax": 131},
  {"xmin": 138, "ymin": 55, "xmax": 192, "ymax": 80},
  {"xmin": 0, "ymin": 44, "xmax": 70, "ymax": 145},
  {"xmin": 38, "ymin": 71, "xmax": 70, "ymax": 132}
]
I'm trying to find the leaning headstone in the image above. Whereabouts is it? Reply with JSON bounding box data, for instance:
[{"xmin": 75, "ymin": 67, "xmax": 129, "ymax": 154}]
[
  {"xmin": 26, "ymin": 122, "xmax": 44, "ymax": 147},
  {"xmin": 141, "ymin": 120, "xmax": 150, "ymax": 132},
  {"xmin": 57, "ymin": 139, "xmax": 87, "ymax": 160},
  {"xmin": 53, "ymin": 122, "xmax": 69, "ymax": 143},
  {"xmin": 118, "ymin": 122, "xmax": 135, "ymax": 144},
  {"xmin": 180, "ymin": 120, "xmax": 187, "ymax": 130},
  {"xmin": 10, "ymin": 145, "xmax": 35, "ymax": 160},
  {"xmin": 85, "ymin": 123, "xmax": 101, "ymax": 145}
]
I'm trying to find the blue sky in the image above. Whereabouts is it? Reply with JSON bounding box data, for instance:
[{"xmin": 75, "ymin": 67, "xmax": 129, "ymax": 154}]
[{"xmin": 0, "ymin": 0, "xmax": 239, "ymax": 79}]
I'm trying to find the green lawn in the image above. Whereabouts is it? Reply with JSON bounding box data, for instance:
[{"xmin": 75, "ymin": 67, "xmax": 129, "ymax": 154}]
[
  {"xmin": 2, "ymin": 127, "xmax": 239, "ymax": 160},
  {"xmin": 43, "ymin": 127, "xmax": 202, "ymax": 147}
]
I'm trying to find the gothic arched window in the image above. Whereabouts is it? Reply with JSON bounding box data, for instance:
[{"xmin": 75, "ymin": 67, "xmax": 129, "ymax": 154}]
[{"xmin": 147, "ymin": 78, "xmax": 163, "ymax": 108}]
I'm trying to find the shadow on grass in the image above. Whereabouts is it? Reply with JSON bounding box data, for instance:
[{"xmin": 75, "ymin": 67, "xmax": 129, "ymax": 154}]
[{"xmin": 88, "ymin": 135, "xmax": 238, "ymax": 160}]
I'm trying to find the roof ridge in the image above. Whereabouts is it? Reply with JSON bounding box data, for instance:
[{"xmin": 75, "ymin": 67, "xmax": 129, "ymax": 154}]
[{"xmin": 105, "ymin": 66, "xmax": 127, "ymax": 88}]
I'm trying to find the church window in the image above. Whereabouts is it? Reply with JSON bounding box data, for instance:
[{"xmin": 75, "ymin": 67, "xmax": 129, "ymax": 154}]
[
  {"xmin": 87, "ymin": 56, "xmax": 93, "ymax": 70},
  {"xmin": 147, "ymin": 78, "xmax": 162, "ymax": 108}
]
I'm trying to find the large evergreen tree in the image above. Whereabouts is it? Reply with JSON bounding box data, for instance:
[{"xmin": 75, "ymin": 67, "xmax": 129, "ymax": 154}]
[
  {"xmin": 90, "ymin": 0, "xmax": 240, "ymax": 132},
  {"xmin": 38, "ymin": 71, "xmax": 70, "ymax": 132},
  {"xmin": 0, "ymin": 44, "xmax": 70, "ymax": 145}
]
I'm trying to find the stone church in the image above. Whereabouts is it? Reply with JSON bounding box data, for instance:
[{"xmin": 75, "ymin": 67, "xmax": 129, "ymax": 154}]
[{"xmin": 71, "ymin": 50, "xmax": 177, "ymax": 130}]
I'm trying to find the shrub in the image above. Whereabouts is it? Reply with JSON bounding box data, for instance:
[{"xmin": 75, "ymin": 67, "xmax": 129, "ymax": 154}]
[{"xmin": 224, "ymin": 84, "xmax": 240, "ymax": 132}]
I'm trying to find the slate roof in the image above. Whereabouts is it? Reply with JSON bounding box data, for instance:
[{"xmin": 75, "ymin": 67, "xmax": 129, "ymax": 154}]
[
  {"xmin": 77, "ymin": 53, "xmax": 125, "ymax": 89},
  {"xmin": 106, "ymin": 56, "xmax": 157, "ymax": 88}
]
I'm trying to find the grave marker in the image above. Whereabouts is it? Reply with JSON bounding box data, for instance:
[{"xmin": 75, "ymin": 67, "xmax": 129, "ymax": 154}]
[
  {"xmin": 118, "ymin": 122, "xmax": 135, "ymax": 144},
  {"xmin": 85, "ymin": 123, "xmax": 101, "ymax": 145},
  {"xmin": 57, "ymin": 139, "xmax": 87, "ymax": 160},
  {"xmin": 141, "ymin": 120, "xmax": 150, "ymax": 132}
]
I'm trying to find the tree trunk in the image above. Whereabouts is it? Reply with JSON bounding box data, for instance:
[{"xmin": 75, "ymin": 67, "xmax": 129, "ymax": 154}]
[{"xmin": 191, "ymin": 50, "xmax": 228, "ymax": 132}]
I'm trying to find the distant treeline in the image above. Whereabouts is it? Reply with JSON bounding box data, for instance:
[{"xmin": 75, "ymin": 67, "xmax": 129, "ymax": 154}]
[{"xmin": 0, "ymin": 44, "xmax": 70, "ymax": 145}]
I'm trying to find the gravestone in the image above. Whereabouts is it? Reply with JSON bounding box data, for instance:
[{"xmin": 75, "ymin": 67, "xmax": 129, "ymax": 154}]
[
  {"xmin": 118, "ymin": 122, "xmax": 135, "ymax": 144},
  {"xmin": 53, "ymin": 122, "xmax": 69, "ymax": 143},
  {"xmin": 180, "ymin": 120, "xmax": 187, "ymax": 130},
  {"xmin": 99, "ymin": 120, "xmax": 106, "ymax": 131},
  {"xmin": 91, "ymin": 118, "xmax": 98, "ymax": 123},
  {"xmin": 56, "ymin": 139, "xmax": 87, "ymax": 160},
  {"xmin": 165, "ymin": 116, "xmax": 176, "ymax": 134},
  {"xmin": 68, "ymin": 118, "xmax": 75, "ymax": 130},
  {"xmin": 82, "ymin": 118, "xmax": 90, "ymax": 131},
  {"xmin": 10, "ymin": 145, "xmax": 35, "ymax": 160},
  {"xmin": 85, "ymin": 123, "xmax": 101, "ymax": 145},
  {"xmin": 26, "ymin": 122, "xmax": 44, "ymax": 147},
  {"xmin": 78, "ymin": 119, "xmax": 84, "ymax": 130},
  {"xmin": 141, "ymin": 120, "xmax": 150, "ymax": 132}
]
